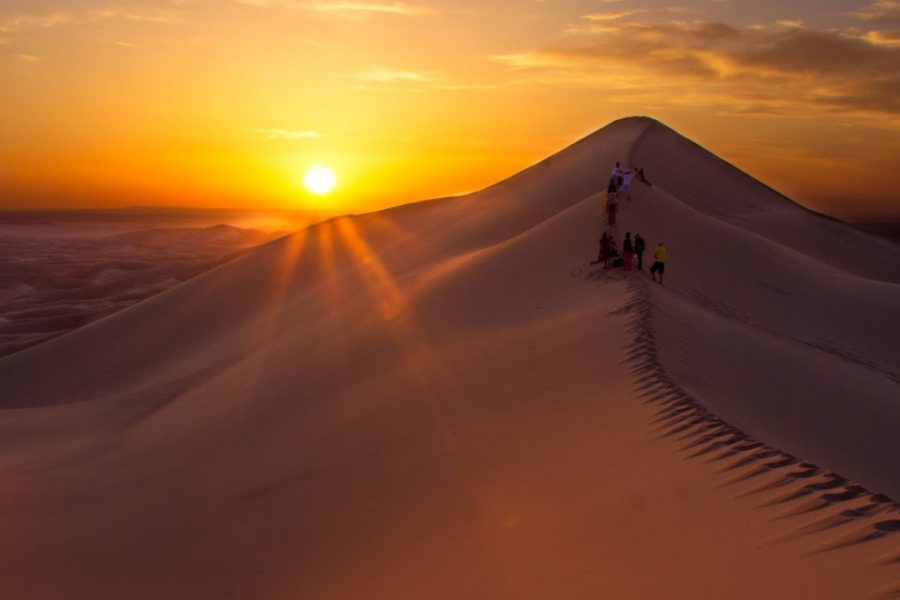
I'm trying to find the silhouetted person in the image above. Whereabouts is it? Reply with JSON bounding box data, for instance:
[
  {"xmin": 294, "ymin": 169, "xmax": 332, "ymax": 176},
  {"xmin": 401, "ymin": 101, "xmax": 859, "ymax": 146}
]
[
  {"xmin": 607, "ymin": 177, "xmax": 618, "ymax": 196},
  {"xmin": 623, "ymin": 232, "xmax": 634, "ymax": 271},
  {"xmin": 634, "ymin": 233, "xmax": 646, "ymax": 270},
  {"xmin": 621, "ymin": 170, "xmax": 633, "ymax": 201},
  {"xmin": 637, "ymin": 167, "xmax": 650, "ymax": 185},
  {"xmin": 650, "ymin": 242, "xmax": 666, "ymax": 284},
  {"xmin": 592, "ymin": 232, "xmax": 613, "ymax": 267},
  {"xmin": 607, "ymin": 192, "xmax": 618, "ymax": 226},
  {"xmin": 612, "ymin": 162, "xmax": 623, "ymax": 181},
  {"xmin": 610, "ymin": 235, "xmax": 624, "ymax": 268}
]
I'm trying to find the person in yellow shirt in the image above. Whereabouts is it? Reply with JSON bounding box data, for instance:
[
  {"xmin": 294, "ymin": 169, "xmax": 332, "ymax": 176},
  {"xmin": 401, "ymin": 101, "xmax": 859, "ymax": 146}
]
[{"xmin": 650, "ymin": 242, "xmax": 666, "ymax": 284}]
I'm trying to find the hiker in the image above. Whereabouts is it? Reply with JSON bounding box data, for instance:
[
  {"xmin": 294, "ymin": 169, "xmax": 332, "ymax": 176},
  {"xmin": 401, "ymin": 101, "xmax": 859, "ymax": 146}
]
[
  {"xmin": 634, "ymin": 233, "xmax": 646, "ymax": 270},
  {"xmin": 650, "ymin": 242, "xmax": 666, "ymax": 284},
  {"xmin": 607, "ymin": 233, "xmax": 621, "ymax": 266},
  {"xmin": 607, "ymin": 176, "xmax": 618, "ymax": 197},
  {"xmin": 606, "ymin": 192, "xmax": 619, "ymax": 226},
  {"xmin": 621, "ymin": 170, "xmax": 634, "ymax": 201},
  {"xmin": 594, "ymin": 232, "xmax": 613, "ymax": 267},
  {"xmin": 623, "ymin": 232, "xmax": 634, "ymax": 271}
]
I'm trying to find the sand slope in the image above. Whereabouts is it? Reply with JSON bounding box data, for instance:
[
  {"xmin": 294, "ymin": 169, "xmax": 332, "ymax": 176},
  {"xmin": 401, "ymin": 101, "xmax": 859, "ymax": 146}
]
[{"xmin": 0, "ymin": 117, "xmax": 898, "ymax": 599}]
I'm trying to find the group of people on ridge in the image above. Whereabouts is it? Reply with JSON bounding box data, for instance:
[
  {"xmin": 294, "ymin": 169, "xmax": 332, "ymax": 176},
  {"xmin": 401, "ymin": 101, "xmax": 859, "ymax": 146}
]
[{"xmin": 593, "ymin": 162, "xmax": 666, "ymax": 283}]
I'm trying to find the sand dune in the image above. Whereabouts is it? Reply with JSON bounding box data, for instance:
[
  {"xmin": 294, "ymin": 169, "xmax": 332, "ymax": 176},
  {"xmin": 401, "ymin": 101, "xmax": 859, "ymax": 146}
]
[
  {"xmin": 0, "ymin": 223, "xmax": 276, "ymax": 357},
  {"xmin": 0, "ymin": 117, "xmax": 897, "ymax": 598}
]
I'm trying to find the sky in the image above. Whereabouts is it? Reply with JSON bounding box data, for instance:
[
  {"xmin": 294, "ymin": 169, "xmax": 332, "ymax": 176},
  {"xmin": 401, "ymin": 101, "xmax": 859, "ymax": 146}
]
[{"xmin": 0, "ymin": 0, "xmax": 898, "ymax": 220}]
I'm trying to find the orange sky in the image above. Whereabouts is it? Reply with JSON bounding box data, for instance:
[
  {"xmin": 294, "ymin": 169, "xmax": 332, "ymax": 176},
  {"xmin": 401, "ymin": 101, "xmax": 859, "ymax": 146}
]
[{"xmin": 1, "ymin": 0, "xmax": 898, "ymax": 220}]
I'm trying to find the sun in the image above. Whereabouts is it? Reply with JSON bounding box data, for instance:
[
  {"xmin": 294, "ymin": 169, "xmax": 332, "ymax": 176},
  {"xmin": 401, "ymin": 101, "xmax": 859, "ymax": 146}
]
[{"xmin": 303, "ymin": 165, "xmax": 337, "ymax": 195}]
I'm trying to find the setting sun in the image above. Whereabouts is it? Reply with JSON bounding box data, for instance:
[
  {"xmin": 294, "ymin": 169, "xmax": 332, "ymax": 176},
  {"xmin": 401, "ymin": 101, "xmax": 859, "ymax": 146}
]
[{"xmin": 304, "ymin": 166, "xmax": 337, "ymax": 195}]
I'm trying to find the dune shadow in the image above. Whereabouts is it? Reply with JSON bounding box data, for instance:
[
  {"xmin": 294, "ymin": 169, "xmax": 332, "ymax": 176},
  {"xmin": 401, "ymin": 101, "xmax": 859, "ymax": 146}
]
[{"xmin": 620, "ymin": 274, "xmax": 900, "ymax": 564}]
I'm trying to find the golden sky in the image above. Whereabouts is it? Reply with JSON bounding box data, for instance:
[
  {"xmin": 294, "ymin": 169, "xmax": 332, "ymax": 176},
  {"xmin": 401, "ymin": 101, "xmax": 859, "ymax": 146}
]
[{"xmin": 1, "ymin": 0, "xmax": 898, "ymax": 219}]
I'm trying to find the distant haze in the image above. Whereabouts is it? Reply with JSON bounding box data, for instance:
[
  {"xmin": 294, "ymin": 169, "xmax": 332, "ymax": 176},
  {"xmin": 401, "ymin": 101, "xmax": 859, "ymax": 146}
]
[{"xmin": 0, "ymin": 1, "xmax": 898, "ymax": 219}]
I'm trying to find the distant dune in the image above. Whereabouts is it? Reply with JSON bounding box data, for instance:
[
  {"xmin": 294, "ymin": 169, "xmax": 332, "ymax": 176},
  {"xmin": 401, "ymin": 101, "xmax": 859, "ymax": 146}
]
[
  {"xmin": 0, "ymin": 117, "xmax": 897, "ymax": 599},
  {"xmin": 0, "ymin": 222, "xmax": 279, "ymax": 357}
]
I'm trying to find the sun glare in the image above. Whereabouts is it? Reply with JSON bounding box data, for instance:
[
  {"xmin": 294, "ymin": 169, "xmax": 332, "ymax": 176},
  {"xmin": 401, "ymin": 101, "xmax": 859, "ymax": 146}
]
[{"xmin": 304, "ymin": 165, "xmax": 337, "ymax": 195}]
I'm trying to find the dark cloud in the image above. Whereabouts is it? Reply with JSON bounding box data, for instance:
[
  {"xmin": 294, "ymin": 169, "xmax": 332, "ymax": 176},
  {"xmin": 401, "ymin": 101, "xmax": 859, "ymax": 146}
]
[
  {"xmin": 496, "ymin": 19, "xmax": 900, "ymax": 117},
  {"xmin": 737, "ymin": 28, "xmax": 897, "ymax": 76}
]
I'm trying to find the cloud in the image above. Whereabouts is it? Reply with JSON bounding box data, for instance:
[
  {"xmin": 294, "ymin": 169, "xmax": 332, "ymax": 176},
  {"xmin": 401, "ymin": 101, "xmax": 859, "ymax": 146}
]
[
  {"xmin": 89, "ymin": 7, "xmax": 184, "ymax": 24},
  {"xmin": 848, "ymin": 0, "xmax": 900, "ymax": 27},
  {"xmin": 491, "ymin": 52, "xmax": 564, "ymax": 71},
  {"xmin": 15, "ymin": 53, "xmax": 43, "ymax": 63},
  {"xmin": 236, "ymin": 0, "xmax": 437, "ymax": 18},
  {"xmin": 863, "ymin": 29, "xmax": 900, "ymax": 46},
  {"xmin": 344, "ymin": 66, "xmax": 431, "ymax": 83},
  {"xmin": 341, "ymin": 66, "xmax": 437, "ymax": 91},
  {"xmin": 0, "ymin": 12, "xmax": 74, "ymax": 33},
  {"xmin": 490, "ymin": 20, "xmax": 900, "ymax": 118},
  {"xmin": 0, "ymin": 6, "xmax": 184, "ymax": 39},
  {"xmin": 848, "ymin": 0, "xmax": 900, "ymax": 46},
  {"xmin": 581, "ymin": 10, "xmax": 644, "ymax": 22},
  {"xmin": 253, "ymin": 128, "xmax": 323, "ymax": 140}
]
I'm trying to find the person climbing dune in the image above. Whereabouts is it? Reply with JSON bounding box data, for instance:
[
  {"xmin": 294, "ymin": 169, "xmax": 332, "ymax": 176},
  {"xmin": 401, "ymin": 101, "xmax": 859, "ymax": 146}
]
[
  {"xmin": 606, "ymin": 192, "xmax": 619, "ymax": 227},
  {"xmin": 622, "ymin": 170, "xmax": 634, "ymax": 200},
  {"xmin": 623, "ymin": 232, "xmax": 634, "ymax": 271},
  {"xmin": 591, "ymin": 232, "xmax": 613, "ymax": 267},
  {"xmin": 634, "ymin": 233, "xmax": 646, "ymax": 270},
  {"xmin": 607, "ymin": 176, "xmax": 618, "ymax": 197},
  {"xmin": 650, "ymin": 242, "xmax": 666, "ymax": 284}
]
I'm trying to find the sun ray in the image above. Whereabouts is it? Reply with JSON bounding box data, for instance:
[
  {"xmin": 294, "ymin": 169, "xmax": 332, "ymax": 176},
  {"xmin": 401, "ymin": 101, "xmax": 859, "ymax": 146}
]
[{"xmin": 334, "ymin": 217, "xmax": 409, "ymax": 321}]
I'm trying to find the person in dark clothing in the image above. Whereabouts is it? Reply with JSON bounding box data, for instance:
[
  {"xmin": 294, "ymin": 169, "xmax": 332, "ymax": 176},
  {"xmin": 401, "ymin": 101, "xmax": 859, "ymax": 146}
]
[
  {"xmin": 592, "ymin": 232, "xmax": 613, "ymax": 266},
  {"xmin": 637, "ymin": 167, "xmax": 650, "ymax": 185},
  {"xmin": 650, "ymin": 242, "xmax": 666, "ymax": 284},
  {"xmin": 622, "ymin": 232, "xmax": 634, "ymax": 271},
  {"xmin": 634, "ymin": 233, "xmax": 646, "ymax": 270},
  {"xmin": 607, "ymin": 177, "xmax": 618, "ymax": 196},
  {"xmin": 607, "ymin": 193, "xmax": 618, "ymax": 226}
]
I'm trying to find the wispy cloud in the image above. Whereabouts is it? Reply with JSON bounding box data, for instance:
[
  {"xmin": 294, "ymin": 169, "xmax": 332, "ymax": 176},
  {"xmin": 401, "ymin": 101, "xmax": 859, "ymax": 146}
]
[
  {"xmin": 491, "ymin": 52, "xmax": 561, "ymax": 71},
  {"xmin": 775, "ymin": 19, "xmax": 804, "ymax": 29},
  {"xmin": 847, "ymin": 0, "xmax": 900, "ymax": 48},
  {"xmin": 0, "ymin": 6, "xmax": 184, "ymax": 38},
  {"xmin": 90, "ymin": 8, "xmax": 185, "ymax": 24},
  {"xmin": 253, "ymin": 128, "xmax": 323, "ymax": 140},
  {"xmin": 237, "ymin": 0, "xmax": 437, "ymax": 18},
  {"xmin": 863, "ymin": 29, "xmax": 900, "ymax": 46},
  {"xmin": 15, "ymin": 53, "xmax": 43, "ymax": 63},
  {"xmin": 0, "ymin": 12, "xmax": 74, "ymax": 33},
  {"xmin": 581, "ymin": 10, "xmax": 645, "ymax": 22},
  {"xmin": 346, "ymin": 66, "xmax": 430, "ymax": 82},
  {"xmin": 848, "ymin": 0, "xmax": 900, "ymax": 25}
]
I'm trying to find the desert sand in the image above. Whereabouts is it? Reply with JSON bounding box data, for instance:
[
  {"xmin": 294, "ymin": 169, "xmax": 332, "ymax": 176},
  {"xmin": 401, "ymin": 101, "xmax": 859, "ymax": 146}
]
[{"xmin": 0, "ymin": 117, "xmax": 897, "ymax": 598}]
